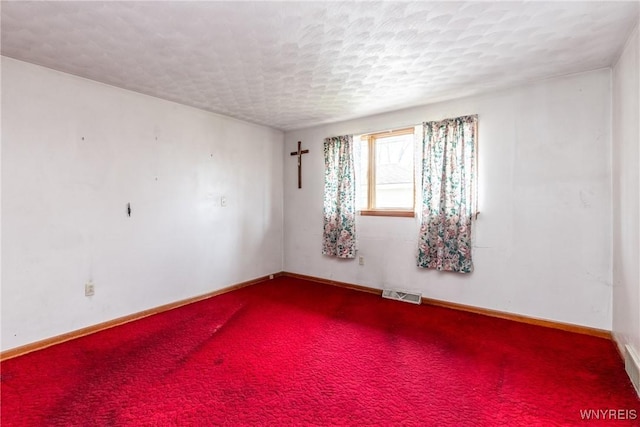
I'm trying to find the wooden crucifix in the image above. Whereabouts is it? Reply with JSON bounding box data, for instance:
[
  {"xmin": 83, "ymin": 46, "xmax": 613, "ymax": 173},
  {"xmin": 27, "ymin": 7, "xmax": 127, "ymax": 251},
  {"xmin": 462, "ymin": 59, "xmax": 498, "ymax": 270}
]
[{"xmin": 290, "ymin": 141, "xmax": 309, "ymax": 189}]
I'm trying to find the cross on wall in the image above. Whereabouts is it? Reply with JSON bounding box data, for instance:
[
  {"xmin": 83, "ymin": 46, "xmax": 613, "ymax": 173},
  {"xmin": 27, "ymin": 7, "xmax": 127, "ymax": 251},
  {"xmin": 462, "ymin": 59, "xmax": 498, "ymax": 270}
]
[{"xmin": 290, "ymin": 141, "xmax": 309, "ymax": 189}]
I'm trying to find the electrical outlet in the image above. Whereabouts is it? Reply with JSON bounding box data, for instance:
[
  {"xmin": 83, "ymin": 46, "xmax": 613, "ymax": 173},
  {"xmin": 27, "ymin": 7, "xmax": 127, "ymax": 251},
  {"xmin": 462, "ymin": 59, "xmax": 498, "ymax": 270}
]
[
  {"xmin": 359, "ymin": 256, "xmax": 364, "ymax": 265},
  {"xmin": 85, "ymin": 281, "xmax": 95, "ymax": 297}
]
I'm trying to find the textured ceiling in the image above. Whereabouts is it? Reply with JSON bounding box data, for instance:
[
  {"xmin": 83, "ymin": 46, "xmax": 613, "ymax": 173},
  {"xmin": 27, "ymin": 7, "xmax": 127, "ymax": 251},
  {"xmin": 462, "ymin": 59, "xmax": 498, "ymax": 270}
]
[{"xmin": 2, "ymin": 1, "xmax": 638, "ymax": 131}]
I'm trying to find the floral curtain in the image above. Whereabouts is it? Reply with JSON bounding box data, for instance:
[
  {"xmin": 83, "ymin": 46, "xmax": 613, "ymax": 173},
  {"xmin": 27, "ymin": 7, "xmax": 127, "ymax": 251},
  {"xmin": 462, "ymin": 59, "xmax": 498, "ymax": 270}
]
[
  {"xmin": 322, "ymin": 135, "xmax": 356, "ymax": 258},
  {"xmin": 417, "ymin": 115, "xmax": 477, "ymax": 273}
]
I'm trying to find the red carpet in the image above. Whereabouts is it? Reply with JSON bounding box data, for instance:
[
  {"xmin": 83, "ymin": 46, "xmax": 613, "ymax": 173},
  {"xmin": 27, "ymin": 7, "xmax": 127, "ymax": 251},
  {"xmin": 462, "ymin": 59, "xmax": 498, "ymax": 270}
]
[{"xmin": 2, "ymin": 277, "xmax": 639, "ymax": 426}]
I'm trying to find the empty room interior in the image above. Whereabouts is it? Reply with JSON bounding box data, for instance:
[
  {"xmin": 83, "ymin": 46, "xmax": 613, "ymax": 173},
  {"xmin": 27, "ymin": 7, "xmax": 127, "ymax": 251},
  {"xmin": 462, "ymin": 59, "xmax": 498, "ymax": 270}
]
[{"xmin": 2, "ymin": 1, "xmax": 640, "ymax": 425}]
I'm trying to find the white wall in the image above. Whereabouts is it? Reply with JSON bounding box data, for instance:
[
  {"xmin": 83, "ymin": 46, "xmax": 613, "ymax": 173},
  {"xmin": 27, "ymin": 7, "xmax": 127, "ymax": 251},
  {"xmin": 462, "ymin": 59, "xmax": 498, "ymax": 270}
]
[
  {"xmin": 612, "ymin": 22, "xmax": 640, "ymax": 359},
  {"xmin": 284, "ymin": 69, "xmax": 612, "ymax": 330},
  {"xmin": 1, "ymin": 57, "xmax": 284, "ymax": 351}
]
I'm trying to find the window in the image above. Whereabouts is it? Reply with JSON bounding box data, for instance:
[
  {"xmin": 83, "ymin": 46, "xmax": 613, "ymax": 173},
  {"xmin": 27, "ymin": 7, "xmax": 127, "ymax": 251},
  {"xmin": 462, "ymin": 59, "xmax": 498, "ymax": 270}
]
[{"xmin": 357, "ymin": 127, "xmax": 417, "ymax": 217}]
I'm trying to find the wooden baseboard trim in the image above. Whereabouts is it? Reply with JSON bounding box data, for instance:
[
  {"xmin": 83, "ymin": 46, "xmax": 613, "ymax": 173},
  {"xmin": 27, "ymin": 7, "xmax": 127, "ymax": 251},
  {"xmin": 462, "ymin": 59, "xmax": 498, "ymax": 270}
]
[
  {"xmin": 282, "ymin": 271, "xmax": 382, "ymax": 295},
  {"xmin": 420, "ymin": 296, "xmax": 611, "ymax": 339},
  {"xmin": 280, "ymin": 272, "xmax": 612, "ymax": 340},
  {"xmin": 4, "ymin": 271, "xmax": 611, "ymax": 361},
  {"xmin": 1, "ymin": 274, "xmax": 277, "ymax": 362}
]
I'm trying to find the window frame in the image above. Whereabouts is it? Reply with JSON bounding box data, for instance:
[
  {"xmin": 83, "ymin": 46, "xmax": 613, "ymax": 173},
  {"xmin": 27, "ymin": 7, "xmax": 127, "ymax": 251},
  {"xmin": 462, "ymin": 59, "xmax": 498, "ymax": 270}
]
[{"xmin": 359, "ymin": 127, "xmax": 416, "ymax": 218}]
